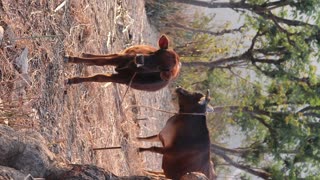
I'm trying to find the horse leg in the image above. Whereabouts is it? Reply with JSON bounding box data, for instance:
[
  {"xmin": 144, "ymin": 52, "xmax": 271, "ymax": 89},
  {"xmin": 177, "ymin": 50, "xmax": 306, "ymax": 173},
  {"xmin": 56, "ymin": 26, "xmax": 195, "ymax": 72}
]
[
  {"xmin": 138, "ymin": 146, "xmax": 165, "ymax": 154},
  {"xmin": 137, "ymin": 135, "xmax": 160, "ymax": 142},
  {"xmin": 67, "ymin": 73, "xmax": 131, "ymax": 85},
  {"xmin": 64, "ymin": 54, "xmax": 133, "ymax": 66},
  {"xmin": 67, "ymin": 72, "xmax": 168, "ymax": 91}
]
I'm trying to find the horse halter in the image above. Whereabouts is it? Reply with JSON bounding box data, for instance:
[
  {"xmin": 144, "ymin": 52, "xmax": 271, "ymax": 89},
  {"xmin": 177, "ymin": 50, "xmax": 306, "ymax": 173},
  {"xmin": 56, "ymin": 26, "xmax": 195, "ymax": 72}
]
[{"xmin": 134, "ymin": 54, "xmax": 145, "ymax": 67}]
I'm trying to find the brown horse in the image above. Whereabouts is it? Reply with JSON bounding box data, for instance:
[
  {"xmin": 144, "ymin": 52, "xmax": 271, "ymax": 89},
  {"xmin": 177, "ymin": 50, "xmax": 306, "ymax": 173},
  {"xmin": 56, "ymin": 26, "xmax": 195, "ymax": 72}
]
[
  {"xmin": 65, "ymin": 35, "xmax": 180, "ymax": 91},
  {"xmin": 138, "ymin": 87, "xmax": 217, "ymax": 180}
]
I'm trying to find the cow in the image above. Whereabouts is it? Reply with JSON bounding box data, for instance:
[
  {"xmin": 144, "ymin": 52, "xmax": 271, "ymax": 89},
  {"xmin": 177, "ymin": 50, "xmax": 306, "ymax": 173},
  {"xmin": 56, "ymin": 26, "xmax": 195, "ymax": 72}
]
[
  {"xmin": 137, "ymin": 87, "xmax": 216, "ymax": 180},
  {"xmin": 64, "ymin": 35, "xmax": 180, "ymax": 91}
]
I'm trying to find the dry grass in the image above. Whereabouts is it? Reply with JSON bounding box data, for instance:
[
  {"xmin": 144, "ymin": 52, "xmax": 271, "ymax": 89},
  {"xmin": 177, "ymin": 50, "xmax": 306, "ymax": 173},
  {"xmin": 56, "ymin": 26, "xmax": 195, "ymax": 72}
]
[{"xmin": 0, "ymin": 0, "xmax": 176, "ymax": 177}]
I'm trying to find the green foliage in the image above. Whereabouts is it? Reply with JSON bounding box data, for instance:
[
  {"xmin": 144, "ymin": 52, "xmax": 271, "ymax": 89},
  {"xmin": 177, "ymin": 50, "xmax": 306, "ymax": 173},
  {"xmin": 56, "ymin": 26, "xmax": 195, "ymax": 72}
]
[
  {"xmin": 147, "ymin": 0, "xmax": 320, "ymax": 178},
  {"xmin": 289, "ymin": 0, "xmax": 320, "ymax": 16},
  {"xmin": 218, "ymin": 0, "xmax": 320, "ymax": 178},
  {"xmin": 232, "ymin": 75, "xmax": 320, "ymax": 177},
  {"xmin": 246, "ymin": 0, "xmax": 266, "ymax": 5},
  {"xmin": 269, "ymin": 161, "xmax": 286, "ymax": 179},
  {"xmin": 172, "ymin": 11, "xmax": 229, "ymax": 61}
]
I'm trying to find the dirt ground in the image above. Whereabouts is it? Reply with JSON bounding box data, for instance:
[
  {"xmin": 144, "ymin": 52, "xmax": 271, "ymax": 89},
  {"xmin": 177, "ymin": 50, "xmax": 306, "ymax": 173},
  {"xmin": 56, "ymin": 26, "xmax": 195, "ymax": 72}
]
[{"xmin": 0, "ymin": 0, "xmax": 176, "ymax": 177}]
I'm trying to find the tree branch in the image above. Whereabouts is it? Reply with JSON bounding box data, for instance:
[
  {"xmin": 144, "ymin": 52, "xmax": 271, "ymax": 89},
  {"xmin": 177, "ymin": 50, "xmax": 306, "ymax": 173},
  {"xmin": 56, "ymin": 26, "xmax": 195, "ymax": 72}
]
[
  {"xmin": 182, "ymin": 51, "xmax": 250, "ymax": 69},
  {"xmin": 211, "ymin": 143, "xmax": 249, "ymax": 157},
  {"xmin": 251, "ymin": 60, "xmax": 311, "ymax": 85},
  {"xmin": 251, "ymin": 114, "xmax": 279, "ymax": 149},
  {"xmin": 303, "ymin": 112, "xmax": 320, "ymax": 119},
  {"xmin": 211, "ymin": 145, "xmax": 271, "ymax": 179},
  {"xmin": 253, "ymin": 47, "xmax": 288, "ymax": 56},
  {"xmin": 263, "ymin": 0, "xmax": 291, "ymax": 10},
  {"xmin": 170, "ymin": 0, "xmax": 251, "ymax": 9},
  {"xmin": 171, "ymin": 0, "xmax": 317, "ymax": 29},
  {"xmin": 251, "ymin": 57, "xmax": 286, "ymax": 65},
  {"xmin": 298, "ymin": 106, "xmax": 320, "ymax": 113},
  {"xmin": 166, "ymin": 22, "xmax": 244, "ymax": 36}
]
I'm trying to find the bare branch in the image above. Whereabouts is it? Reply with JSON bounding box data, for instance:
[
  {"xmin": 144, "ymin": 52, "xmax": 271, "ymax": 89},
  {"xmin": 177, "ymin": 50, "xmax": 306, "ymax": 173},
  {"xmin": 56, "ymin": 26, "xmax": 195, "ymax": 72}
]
[
  {"xmin": 166, "ymin": 22, "xmax": 244, "ymax": 36},
  {"xmin": 264, "ymin": 0, "xmax": 291, "ymax": 10},
  {"xmin": 251, "ymin": 114, "xmax": 279, "ymax": 149},
  {"xmin": 172, "ymin": 0, "xmax": 317, "ymax": 29},
  {"xmin": 251, "ymin": 57, "xmax": 286, "ymax": 65},
  {"xmin": 253, "ymin": 47, "xmax": 288, "ymax": 56},
  {"xmin": 170, "ymin": 0, "xmax": 250, "ymax": 9},
  {"xmin": 182, "ymin": 54, "xmax": 247, "ymax": 69},
  {"xmin": 303, "ymin": 112, "xmax": 320, "ymax": 119},
  {"xmin": 211, "ymin": 145, "xmax": 271, "ymax": 179},
  {"xmin": 252, "ymin": 62, "xmax": 311, "ymax": 85},
  {"xmin": 298, "ymin": 106, "xmax": 320, "ymax": 113},
  {"xmin": 211, "ymin": 143, "xmax": 249, "ymax": 157}
]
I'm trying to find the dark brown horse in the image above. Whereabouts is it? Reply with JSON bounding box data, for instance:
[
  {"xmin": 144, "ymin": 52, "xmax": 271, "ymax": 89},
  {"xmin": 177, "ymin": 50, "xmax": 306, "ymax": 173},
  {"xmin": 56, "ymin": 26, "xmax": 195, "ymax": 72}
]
[
  {"xmin": 138, "ymin": 87, "xmax": 217, "ymax": 180},
  {"xmin": 65, "ymin": 35, "xmax": 180, "ymax": 91}
]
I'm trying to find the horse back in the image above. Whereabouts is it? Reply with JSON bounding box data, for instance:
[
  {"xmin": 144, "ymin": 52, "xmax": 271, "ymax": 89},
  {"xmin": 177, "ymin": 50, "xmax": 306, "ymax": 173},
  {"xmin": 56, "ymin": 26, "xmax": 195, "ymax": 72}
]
[{"xmin": 122, "ymin": 45, "xmax": 157, "ymax": 54}]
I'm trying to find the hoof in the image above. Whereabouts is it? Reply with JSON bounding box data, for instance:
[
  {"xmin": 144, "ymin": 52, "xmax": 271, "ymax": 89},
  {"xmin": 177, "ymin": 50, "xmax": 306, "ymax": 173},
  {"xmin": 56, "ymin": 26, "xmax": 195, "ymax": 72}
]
[
  {"xmin": 137, "ymin": 148, "xmax": 143, "ymax": 153},
  {"xmin": 81, "ymin": 53, "xmax": 90, "ymax": 57},
  {"xmin": 64, "ymin": 56, "xmax": 69, "ymax": 63},
  {"xmin": 63, "ymin": 80, "xmax": 70, "ymax": 95},
  {"xmin": 64, "ymin": 79, "xmax": 71, "ymax": 85}
]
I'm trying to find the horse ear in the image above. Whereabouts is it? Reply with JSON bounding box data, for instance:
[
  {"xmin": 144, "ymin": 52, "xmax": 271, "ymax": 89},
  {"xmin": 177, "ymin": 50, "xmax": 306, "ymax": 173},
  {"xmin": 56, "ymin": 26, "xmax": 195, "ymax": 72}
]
[
  {"xmin": 160, "ymin": 71, "xmax": 171, "ymax": 81},
  {"xmin": 159, "ymin": 35, "xmax": 169, "ymax": 49}
]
